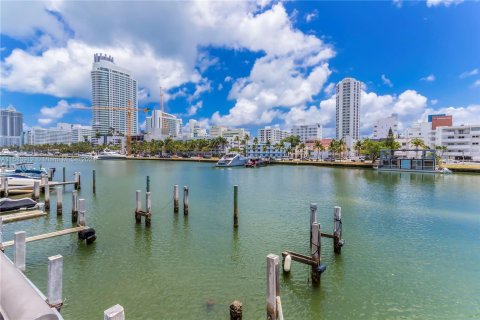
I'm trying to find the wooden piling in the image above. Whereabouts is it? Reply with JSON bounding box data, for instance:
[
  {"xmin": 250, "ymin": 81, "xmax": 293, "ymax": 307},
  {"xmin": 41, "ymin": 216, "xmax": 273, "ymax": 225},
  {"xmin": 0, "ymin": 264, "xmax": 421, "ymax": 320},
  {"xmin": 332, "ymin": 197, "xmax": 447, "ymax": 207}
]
[
  {"xmin": 0, "ymin": 217, "xmax": 3, "ymax": 251},
  {"xmin": 173, "ymin": 185, "xmax": 179, "ymax": 213},
  {"xmin": 104, "ymin": 304, "xmax": 125, "ymax": 320},
  {"xmin": 72, "ymin": 191, "xmax": 78, "ymax": 222},
  {"xmin": 334, "ymin": 206, "xmax": 343, "ymax": 254},
  {"xmin": 145, "ymin": 192, "xmax": 151, "ymax": 227},
  {"xmin": 48, "ymin": 168, "xmax": 54, "ymax": 181},
  {"xmin": 233, "ymin": 185, "xmax": 239, "ymax": 228},
  {"xmin": 78, "ymin": 199, "xmax": 86, "ymax": 227},
  {"xmin": 3, "ymin": 178, "xmax": 8, "ymax": 197},
  {"xmin": 183, "ymin": 186, "xmax": 189, "ymax": 215},
  {"xmin": 310, "ymin": 203, "xmax": 317, "ymax": 243},
  {"xmin": 56, "ymin": 187, "xmax": 63, "ymax": 215},
  {"xmin": 146, "ymin": 175, "xmax": 150, "ymax": 193},
  {"xmin": 47, "ymin": 254, "xmax": 63, "ymax": 310},
  {"xmin": 93, "ymin": 170, "xmax": 96, "ymax": 194},
  {"xmin": 229, "ymin": 300, "xmax": 243, "ymax": 320},
  {"xmin": 44, "ymin": 179, "xmax": 50, "ymax": 210},
  {"xmin": 135, "ymin": 190, "xmax": 142, "ymax": 223},
  {"xmin": 62, "ymin": 167, "xmax": 66, "ymax": 183},
  {"xmin": 33, "ymin": 181, "xmax": 40, "ymax": 201},
  {"xmin": 41, "ymin": 176, "xmax": 48, "ymax": 194},
  {"xmin": 14, "ymin": 231, "xmax": 26, "ymax": 272},
  {"xmin": 311, "ymin": 222, "xmax": 321, "ymax": 285},
  {"xmin": 266, "ymin": 253, "xmax": 278, "ymax": 320},
  {"xmin": 276, "ymin": 296, "xmax": 284, "ymax": 320},
  {"xmin": 77, "ymin": 172, "xmax": 81, "ymax": 190}
]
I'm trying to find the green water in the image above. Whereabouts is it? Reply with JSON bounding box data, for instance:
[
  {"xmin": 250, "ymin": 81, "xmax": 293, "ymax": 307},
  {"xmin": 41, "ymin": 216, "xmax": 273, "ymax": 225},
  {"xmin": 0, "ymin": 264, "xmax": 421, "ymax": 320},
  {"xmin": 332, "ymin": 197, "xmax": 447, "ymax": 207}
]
[{"xmin": 2, "ymin": 160, "xmax": 480, "ymax": 319}]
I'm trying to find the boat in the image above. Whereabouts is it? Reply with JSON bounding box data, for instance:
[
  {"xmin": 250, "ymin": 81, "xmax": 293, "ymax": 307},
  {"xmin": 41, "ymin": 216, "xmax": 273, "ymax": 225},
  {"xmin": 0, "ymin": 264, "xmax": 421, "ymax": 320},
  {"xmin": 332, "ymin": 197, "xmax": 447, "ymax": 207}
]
[
  {"xmin": 377, "ymin": 148, "xmax": 441, "ymax": 173},
  {"xmin": 245, "ymin": 158, "xmax": 268, "ymax": 168},
  {"xmin": 215, "ymin": 153, "xmax": 247, "ymax": 167},
  {"xmin": 95, "ymin": 150, "xmax": 127, "ymax": 160},
  {"xmin": 0, "ymin": 148, "xmax": 18, "ymax": 157},
  {"xmin": 0, "ymin": 197, "xmax": 38, "ymax": 212}
]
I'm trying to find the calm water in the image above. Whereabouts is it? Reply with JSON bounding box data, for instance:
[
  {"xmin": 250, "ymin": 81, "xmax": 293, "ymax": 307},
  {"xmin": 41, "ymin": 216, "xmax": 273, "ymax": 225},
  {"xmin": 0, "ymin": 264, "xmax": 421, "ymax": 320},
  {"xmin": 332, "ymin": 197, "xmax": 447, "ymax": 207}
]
[{"xmin": 2, "ymin": 160, "xmax": 480, "ymax": 319}]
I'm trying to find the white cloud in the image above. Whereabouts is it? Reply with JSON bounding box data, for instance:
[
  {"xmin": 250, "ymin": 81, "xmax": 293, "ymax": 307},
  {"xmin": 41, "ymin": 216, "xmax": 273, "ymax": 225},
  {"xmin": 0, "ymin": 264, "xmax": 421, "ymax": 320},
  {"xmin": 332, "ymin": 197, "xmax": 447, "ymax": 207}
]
[
  {"xmin": 421, "ymin": 104, "xmax": 480, "ymax": 125},
  {"xmin": 197, "ymin": 51, "xmax": 219, "ymax": 73},
  {"xmin": 393, "ymin": 0, "xmax": 403, "ymax": 8},
  {"xmin": 420, "ymin": 74, "xmax": 436, "ymax": 82},
  {"xmin": 323, "ymin": 82, "xmax": 335, "ymax": 96},
  {"xmin": 224, "ymin": 76, "xmax": 233, "ymax": 82},
  {"xmin": 217, "ymin": 83, "xmax": 223, "ymax": 91},
  {"xmin": 459, "ymin": 68, "xmax": 478, "ymax": 79},
  {"xmin": 472, "ymin": 80, "xmax": 480, "ymax": 88},
  {"xmin": 186, "ymin": 101, "xmax": 203, "ymax": 116},
  {"xmin": 431, "ymin": 99, "xmax": 439, "ymax": 105},
  {"xmin": 426, "ymin": 0, "xmax": 464, "ymax": 7},
  {"xmin": 381, "ymin": 74, "xmax": 393, "ymax": 87},
  {"xmin": 305, "ymin": 10, "xmax": 318, "ymax": 23},
  {"xmin": 37, "ymin": 99, "xmax": 84, "ymax": 126}
]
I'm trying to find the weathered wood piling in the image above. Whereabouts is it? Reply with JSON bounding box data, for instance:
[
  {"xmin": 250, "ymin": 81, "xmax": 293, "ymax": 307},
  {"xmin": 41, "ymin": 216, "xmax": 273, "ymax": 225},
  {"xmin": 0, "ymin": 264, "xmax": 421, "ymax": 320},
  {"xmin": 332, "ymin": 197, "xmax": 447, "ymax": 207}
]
[
  {"xmin": 44, "ymin": 179, "xmax": 50, "ymax": 210},
  {"xmin": 135, "ymin": 190, "xmax": 142, "ymax": 223},
  {"xmin": 146, "ymin": 176, "xmax": 150, "ymax": 193},
  {"xmin": 72, "ymin": 191, "xmax": 78, "ymax": 222},
  {"xmin": 266, "ymin": 253, "xmax": 280, "ymax": 320},
  {"xmin": 78, "ymin": 199, "xmax": 86, "ymax": 227},
  {"xmin": 14, "ymin": 231, "xmax": 26, "ymax": 272},
  {"xmin": 62, "ymin": 167, "xmax": 66, "ymax": 183},
  {"xmin": 333, "ymin": 206, "xmax": 343, "ymax": 254},
  {"xmin": 93, "ymin": 170, "xmax": 96, "ymax": 194},
  {"xmin": 47, "ymin": 254, "xmax": 63, "ymax": 310},
  {"xmin": 311, "ymin": 222, "xmax": 322, "ymax": 285},
  {"xmin": 233, "ymin": 185, "xmax": 239, "ymax": 228},
  {"xmin": 32, "ymin": 181, "xmax": 40, "ymax": 201},
  {"xmin": 2, "ymin": 178, "xmax": 8, "ymax": 197},
  {"xmin": 310, "ymin": 203, "xmax": 317, "ymax": 243},
  {"xmin": 229, "ymin": 300, "xmax": 243, "ymax": 320},
  {"xmin": 173, "ymin": 185, "xmax": 179, "ymax": 213},
  {"xmin": 56, "ymin": 187, "xmax": 63, "ymax": 215},
  {"xmin": 145, "ymin": 192, "xmax": 151, "ymax": 227},
  {"xmin": 183, "ymin": 186, "xmax": 189, "ymax": 215}
]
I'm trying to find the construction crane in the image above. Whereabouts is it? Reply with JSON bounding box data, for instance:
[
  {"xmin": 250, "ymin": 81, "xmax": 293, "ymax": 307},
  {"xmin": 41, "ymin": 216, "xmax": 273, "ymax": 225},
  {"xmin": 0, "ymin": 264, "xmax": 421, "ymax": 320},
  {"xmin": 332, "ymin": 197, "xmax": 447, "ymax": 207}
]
[{"xmin": 74, "ymin": 101, "xmax": 150, "ymax": 156}]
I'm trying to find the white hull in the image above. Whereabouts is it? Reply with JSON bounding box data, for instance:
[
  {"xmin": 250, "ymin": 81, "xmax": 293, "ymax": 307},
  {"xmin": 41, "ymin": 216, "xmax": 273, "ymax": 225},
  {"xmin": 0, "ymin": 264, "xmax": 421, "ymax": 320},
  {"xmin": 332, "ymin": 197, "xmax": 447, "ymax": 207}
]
[{"xmin": 216, "ymin": 154, "xmax": 247, "ymax": 167}]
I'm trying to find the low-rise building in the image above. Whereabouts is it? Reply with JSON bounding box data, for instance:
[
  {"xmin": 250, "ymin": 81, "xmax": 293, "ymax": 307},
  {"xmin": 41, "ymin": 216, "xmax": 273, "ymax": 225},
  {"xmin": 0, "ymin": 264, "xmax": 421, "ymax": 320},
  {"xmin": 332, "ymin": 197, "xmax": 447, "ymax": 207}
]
[
  {"xmin": 145, "ymin": 110, "xmax": 182, "ymax": 140},
  {"xmin": 435, "ymin": 124, "xmax": 480, "ymax": 160},
  {"xmin": 210, "ymin": 126, "xmax": 228, "ymax": 138},
  {"xmin": 24, "ymin": 127, "xmax": 72, "ymax": 145},
  {"xmin": 246, "ymin": 143, "xmax": 288, "ymax": 159}
]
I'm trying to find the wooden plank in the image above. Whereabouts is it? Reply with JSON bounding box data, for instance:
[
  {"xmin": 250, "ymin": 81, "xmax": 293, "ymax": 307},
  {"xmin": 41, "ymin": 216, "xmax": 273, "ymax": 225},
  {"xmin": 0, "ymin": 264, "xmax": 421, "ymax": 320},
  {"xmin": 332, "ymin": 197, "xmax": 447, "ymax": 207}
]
[
  {"xmin": 2, "ymin": 226, "xmax": 87, "ymax": 248},
  {"xmin": 321, "ymin": 232, "xmax": 334, "ymax": 239},
  {"xmin": 2, "ymin": 210, "xmax": 47, "ymax": 223}
]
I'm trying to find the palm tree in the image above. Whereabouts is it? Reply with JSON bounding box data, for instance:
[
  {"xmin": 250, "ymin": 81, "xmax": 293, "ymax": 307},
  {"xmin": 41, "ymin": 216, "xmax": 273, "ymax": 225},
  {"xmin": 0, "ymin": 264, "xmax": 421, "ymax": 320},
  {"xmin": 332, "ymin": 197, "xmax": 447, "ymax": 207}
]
[
  {"xmin": 411, "ymin": 138, "xmax": 425, "ymax": 158},
  {"xmin": 298, "ymin": 143, "xmax": 306, "ymax": 159},
  {"xmin": 338, "ymin": 139, "xmax": 347, "ymax": 159},
  {"xmin": 329, "ymin": 139, "xmax": 337, "ymax": 159},
  {"xmin": 354, "ymin": 140, "xmax": 363, "ymax": 157},
  {"xmin": 314, "ymin": 140, "xmax": 322, "ymax": 160}
]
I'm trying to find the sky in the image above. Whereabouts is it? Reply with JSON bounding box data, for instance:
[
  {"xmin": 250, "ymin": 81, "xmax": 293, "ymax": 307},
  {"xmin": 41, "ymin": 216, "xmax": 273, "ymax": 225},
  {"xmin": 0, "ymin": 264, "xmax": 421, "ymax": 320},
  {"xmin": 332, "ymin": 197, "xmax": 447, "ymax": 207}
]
[{"xmin": 1, "ymin": 0, "xmax": 479, "ymax": 138}]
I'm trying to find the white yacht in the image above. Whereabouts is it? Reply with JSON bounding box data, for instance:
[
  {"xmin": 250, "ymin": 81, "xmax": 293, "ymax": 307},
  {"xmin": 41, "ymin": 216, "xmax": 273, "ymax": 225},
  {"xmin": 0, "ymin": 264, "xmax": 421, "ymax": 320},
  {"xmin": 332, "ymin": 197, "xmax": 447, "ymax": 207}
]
[
  {"xmin": 95, "ymin": 150, "xmax": 127, "ymax": 160},
  {"xmin": 216, "ymin": 153, "xmax": 247, "ymax": 167}
]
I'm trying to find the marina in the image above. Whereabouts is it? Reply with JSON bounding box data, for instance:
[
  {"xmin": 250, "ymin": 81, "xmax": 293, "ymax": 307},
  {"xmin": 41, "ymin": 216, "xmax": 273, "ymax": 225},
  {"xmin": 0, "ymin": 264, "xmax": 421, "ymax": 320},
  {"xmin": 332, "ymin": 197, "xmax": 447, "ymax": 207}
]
[{"xmin": 0, "ymin": 158, "xmax": 478, "ymax": 319}]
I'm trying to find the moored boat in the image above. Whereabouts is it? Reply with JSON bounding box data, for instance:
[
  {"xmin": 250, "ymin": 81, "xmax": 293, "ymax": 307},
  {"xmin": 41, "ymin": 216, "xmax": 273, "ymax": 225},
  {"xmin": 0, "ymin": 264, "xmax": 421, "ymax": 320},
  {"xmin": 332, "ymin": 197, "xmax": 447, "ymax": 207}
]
[
  {"xmin": 216, "ymin": 153, "xmax": 247, "ymax": 167},
  {"xmin": 0, "ymin": 197, "xmax": 38, "ymax": 212},
  {"xmin": 96, "ymin": 150, "xmax": 127, "ymax": 160}
]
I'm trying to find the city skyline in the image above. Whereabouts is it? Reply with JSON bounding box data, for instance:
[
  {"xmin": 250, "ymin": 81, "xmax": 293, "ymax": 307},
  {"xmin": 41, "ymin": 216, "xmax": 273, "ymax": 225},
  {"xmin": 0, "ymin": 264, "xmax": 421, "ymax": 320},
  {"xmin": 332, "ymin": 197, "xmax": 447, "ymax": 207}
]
[{"xmin": 1, "ymin": 1, "xmax": 479, "ymax": 138}]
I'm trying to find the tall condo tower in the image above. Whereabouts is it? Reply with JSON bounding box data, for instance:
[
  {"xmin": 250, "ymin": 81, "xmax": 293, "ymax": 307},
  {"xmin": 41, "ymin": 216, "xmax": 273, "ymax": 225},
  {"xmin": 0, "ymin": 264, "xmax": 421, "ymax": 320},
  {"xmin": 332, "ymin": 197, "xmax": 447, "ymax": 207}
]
[
  {"xmin": 91, "ymin": 53, "xmax": 138, "ymax": 135},
  {"xmin": 335, "ymin": 77, "xmax": 361, "ymax": 140}
]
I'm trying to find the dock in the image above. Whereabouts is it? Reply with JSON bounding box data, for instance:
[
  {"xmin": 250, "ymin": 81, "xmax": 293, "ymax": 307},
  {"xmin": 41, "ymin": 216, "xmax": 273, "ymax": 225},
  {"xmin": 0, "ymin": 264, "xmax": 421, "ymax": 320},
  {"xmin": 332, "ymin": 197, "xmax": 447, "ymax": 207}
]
[
  {"xmin": 1, "ymin": 210, "xmax": 47, "ymax": 224},
  {"xmin": 1, "ymin": 226, "xmax": 88, "ymax": 248}
]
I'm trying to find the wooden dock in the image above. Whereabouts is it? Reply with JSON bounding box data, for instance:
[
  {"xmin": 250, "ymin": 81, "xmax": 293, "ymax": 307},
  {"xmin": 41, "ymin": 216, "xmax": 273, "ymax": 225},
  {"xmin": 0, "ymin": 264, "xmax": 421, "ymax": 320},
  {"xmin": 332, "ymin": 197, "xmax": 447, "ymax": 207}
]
[
  {"xmin": 1, "ymin": 210, "xmax": 47, "ymax": 224},
  {"xmin": 1, "ymin": 226, "xmax": 87, "ymax": 248}
]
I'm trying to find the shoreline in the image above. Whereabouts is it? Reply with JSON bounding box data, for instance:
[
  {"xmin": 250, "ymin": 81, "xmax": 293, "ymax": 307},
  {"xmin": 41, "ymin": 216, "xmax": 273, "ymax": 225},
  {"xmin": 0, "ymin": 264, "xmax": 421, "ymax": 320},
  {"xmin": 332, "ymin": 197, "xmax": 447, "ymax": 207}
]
[{"xmin": 126, "ymin": 156, "xmax": 480, "ymax": 173}]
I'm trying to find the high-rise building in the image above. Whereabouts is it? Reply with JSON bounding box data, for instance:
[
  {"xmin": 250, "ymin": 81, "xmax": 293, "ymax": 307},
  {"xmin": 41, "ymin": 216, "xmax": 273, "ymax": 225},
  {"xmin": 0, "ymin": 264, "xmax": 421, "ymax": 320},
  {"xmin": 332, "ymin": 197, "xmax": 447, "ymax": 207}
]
[
  {"xmin": 210, "ymin": 126, "xmax": 228, "ymax": 138},
  {"xmin": 336, "ymin": 77, "xmax": 361, "ymax": 140},
  {"xmin": 24, "ymin": 127, "xmax": 72, "ymax": 145},
  {"xmin": 291, "ymin": 124, "xmax": 322, "ymax": 142},
  {"xmin": 145, "ymin": 110, "xmax": 182, "ymax": 140},
  {"xmin": 0, "ymin": 106, "xmax": 23, "ymax": 147},
  {"xmin": 91, "ymin": 53, "xmax": 138, "ymax": 136},
  {"xmin": 258, "ymin": 126, "xmax": 289, "ymax": 144},
  {"xmin": 373, "ymin": 114, "xmax": 398, "ymax": 139}
]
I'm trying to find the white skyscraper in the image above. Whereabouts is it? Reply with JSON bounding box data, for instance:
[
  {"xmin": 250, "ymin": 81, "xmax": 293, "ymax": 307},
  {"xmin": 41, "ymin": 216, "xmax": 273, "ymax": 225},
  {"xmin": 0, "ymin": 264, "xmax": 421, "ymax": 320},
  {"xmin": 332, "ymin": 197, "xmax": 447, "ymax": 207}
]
[
  {"xmin": 0, "ymin": 106, "xmax": 23, "ymax": 147},
  {"xmin": 336, "ymin": 77, "xmax": 361, "ymax": 140},
  {"xmin": 91, "ymin": 53, "xmax": 138, "ymax": 136}
]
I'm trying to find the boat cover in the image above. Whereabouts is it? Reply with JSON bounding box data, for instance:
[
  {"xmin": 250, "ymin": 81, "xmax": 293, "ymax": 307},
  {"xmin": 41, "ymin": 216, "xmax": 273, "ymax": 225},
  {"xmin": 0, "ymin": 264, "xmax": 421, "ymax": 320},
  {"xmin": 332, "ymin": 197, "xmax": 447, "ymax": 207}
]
[{"xmin": 0, "ymin": 198, "xmax": 37, "ymax": 212}]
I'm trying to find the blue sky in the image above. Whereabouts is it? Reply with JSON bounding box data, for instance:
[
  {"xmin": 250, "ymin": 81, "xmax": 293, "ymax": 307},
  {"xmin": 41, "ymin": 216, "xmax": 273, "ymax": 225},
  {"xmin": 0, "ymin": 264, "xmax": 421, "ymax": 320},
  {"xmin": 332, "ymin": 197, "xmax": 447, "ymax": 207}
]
[{"xmin": 1, "ymin": 0, "xmax": 479, "ymax": 138}]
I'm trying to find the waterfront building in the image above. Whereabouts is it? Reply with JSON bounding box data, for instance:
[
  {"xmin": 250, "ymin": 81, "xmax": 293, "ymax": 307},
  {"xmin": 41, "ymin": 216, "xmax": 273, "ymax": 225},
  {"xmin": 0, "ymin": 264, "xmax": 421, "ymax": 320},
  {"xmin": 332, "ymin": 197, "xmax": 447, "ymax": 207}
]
[
  {"xmin": 373, "ymin": 114, "xmax": 398, "ymax": 139},
  {"xmin": 72, "ymin": 125, "xmax": 92, "ymax": 143},
  {"xmin": 434, "ymin": 124, "xmax": 480, "ymax": 161},
  {"xmin": 246, "ymin": 143, "xmax": 288, "ymax": 159},
  {"xmin": 187, "ymin": 119, "xmax": 208, "ymax": 138},
  {"xmin": 210, "ymin": 126, "xmax": 228, "ymax": 138},
  {"xmin": 258, "ymin": 126, "xmax": 289, "ymax": 144},
  {"xmin": 431, "ymin": 115, "xmax": 452, "ymax": 130},
  {"xmin": 145, "ymin": 110, "xmax": 182, "ymax": 141},
  {"xmin": 24, "ymin": 126, "xmax": 72, "ymax": 145},
  {"xmin": 291, "ymin": 124, "xmax": 322, "ymax": 142},
  {"xmin": 0, "ymin": 106, "xmax": 23, "ymax": 147},
  {"xmin": 91, "ymin": 53, "xmax": 138, "ymax": 136},
  {"xmin": 336, "ymin": 77, "xmax": 361, "ymax": 140}
]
